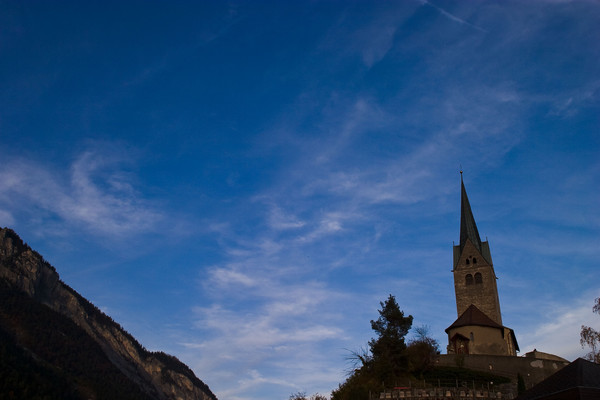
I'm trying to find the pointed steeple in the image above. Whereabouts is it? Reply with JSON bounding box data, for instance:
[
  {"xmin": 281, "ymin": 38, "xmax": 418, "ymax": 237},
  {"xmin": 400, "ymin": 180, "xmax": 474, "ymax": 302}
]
[{"xmin": 459, "ymin": 172, "xmax": 482, "ymax": 255}]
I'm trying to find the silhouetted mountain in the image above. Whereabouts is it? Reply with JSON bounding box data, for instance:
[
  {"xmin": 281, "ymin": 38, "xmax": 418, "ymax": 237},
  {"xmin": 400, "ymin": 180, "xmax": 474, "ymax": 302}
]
[{"xmin": 0, "ymin": 228, "xmax": 217, "ymax": 400}]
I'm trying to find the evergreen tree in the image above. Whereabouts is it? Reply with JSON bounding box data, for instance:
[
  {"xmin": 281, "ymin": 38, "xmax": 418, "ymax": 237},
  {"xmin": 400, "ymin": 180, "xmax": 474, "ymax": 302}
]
[
  {"xmin": 368, "ymin": 294, "xmax": 413, "ymax": 382},
  {"xmin": 332, "ymin": 295, "xmax": 413, "ymax": 400}
]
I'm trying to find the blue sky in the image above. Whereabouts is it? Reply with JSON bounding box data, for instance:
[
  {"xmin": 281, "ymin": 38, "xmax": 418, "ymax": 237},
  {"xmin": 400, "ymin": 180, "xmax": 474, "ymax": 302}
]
[{"xmin": 1, "ymin": 1, "xmax": 599, "ymax": 399}]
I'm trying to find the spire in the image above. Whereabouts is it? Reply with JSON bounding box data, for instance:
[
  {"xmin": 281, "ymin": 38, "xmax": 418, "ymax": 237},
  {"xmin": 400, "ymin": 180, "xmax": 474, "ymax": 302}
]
[{"xmin": 459, "ymin": 173, "xmax": 482, "ymax": 254}]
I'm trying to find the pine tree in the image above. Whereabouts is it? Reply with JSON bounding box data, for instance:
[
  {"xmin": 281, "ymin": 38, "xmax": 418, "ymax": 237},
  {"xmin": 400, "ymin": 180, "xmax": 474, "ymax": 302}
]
[{"xmin": 369, "ymin": 294, "xmax": 413, "ymax": 382}]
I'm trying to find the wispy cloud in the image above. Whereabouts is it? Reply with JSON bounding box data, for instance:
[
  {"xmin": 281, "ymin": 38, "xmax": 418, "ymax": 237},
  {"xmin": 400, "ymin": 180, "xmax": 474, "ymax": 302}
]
[
  {"xmin": 548, "ymin": 80, "xmax": 600, "ymax": 117},
  {"xmin": 316, "ymin": 3, "xmax": 418, "ymax": 70},
  {"xmin": 267, "ymin": 206, "xmax": 306, "ymax": 231},
  {"xmin": 517, "ymin": 290, "xmax": 600, "ymax": 361},
  {"xmin": 0, "ymin": 145, "xmax": 162, "ymax": 237},
  {"xmin": 269, "ymin": 82, "xmax": 524, "ymax": 209},
  {"xmin": 186, "ymin": 273, "xmax": 349, "ymax": 399},
  {"xmin": 419, "ymin": 0, "xmax": 488, "ymax": 33}
]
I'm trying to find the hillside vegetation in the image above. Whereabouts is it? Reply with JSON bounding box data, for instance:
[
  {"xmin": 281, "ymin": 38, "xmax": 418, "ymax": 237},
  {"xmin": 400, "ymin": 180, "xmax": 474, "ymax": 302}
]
[{"xmin": 331, "ymin": 295, "xmax": 509, "ymax": 400}]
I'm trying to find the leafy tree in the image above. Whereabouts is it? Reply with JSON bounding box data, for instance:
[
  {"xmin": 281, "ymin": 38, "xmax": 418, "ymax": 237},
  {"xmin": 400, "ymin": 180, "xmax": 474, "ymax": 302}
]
[
  {"xmin": 345, "ymin": 346, "xmax": 372, "ymax": 374},
  {"xmin": 580, "ymin": 297, "xmax": 600, "ymax": 363},
  {"xmin": 405, "ymin": 325, "xmax": 440, "ymax": 377},
  {"xmin": 289, "ymin": 391, "xmax": 327, "ymax": 400},
  {"xmin": 289, "ymin": 391, "xmax": 307, "ymax": 400}
]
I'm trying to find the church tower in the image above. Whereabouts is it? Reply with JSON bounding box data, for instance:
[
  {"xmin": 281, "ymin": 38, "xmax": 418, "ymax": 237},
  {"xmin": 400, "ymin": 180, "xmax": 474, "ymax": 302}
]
[
  {"xmin": 446, "ymin": 174, "xmax": 518, "ymax": 356},
  {"xmin": 452, "ymin": 174, "xmax": 502, "ymax": 325}
]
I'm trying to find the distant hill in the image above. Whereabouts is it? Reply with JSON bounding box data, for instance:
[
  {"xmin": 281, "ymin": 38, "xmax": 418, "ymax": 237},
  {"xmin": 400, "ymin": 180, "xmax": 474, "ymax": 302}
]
[{"xmin": 0, "ymin": 228, "xmax": 217, "ymax": 400}]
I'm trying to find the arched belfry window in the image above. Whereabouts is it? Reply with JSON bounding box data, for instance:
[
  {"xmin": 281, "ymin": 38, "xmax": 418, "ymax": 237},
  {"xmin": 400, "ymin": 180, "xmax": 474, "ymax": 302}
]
[
  {"xmin": 466, "ymin": 259, "xmax": 470, "ymax": 265},
  {"xmin": 472, "ymin": 258, "xmax": 477, "ymax": 264},
  {"xmin": 475, "ymin": 272, "xmax": 483, "ymax": 284},
  {"xmin": 466, "ymin": 274, "xmax": 473, "ymax": 285}
]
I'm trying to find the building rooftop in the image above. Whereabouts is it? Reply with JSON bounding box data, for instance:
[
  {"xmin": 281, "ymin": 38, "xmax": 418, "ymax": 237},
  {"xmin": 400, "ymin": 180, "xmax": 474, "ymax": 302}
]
[{"xmin": 446, "ymin": 304, "xmax": 503, "ymax": 332}]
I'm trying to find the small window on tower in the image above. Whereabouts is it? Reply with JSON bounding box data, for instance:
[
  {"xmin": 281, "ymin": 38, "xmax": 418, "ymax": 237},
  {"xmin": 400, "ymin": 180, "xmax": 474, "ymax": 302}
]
[
  {"xmin": 475, "ymin": 272, "xmax": 483, "ymax": 284},
  {"xmin": 466, "ymin": 259, "xmax": 470, "ymax": 265},
  {"xmin": 466, "ymin": 274, "xmax": 473, "ymax": 285},
  {"xmin": 472, "ymin": 258, "xmax": 477, "ymax": 264}
]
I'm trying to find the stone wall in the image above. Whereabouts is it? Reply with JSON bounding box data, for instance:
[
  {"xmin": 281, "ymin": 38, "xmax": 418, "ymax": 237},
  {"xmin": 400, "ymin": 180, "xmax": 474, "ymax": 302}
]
[{"xmin": 436, "ymin": 354, "xmax": 569, "ymax": 391}]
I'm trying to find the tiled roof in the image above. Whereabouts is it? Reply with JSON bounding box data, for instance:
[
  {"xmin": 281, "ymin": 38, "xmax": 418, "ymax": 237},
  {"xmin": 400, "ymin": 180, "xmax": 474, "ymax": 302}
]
[{"xmin": 445, "ymin": 304, "xmax": 503, "ymax": 333}]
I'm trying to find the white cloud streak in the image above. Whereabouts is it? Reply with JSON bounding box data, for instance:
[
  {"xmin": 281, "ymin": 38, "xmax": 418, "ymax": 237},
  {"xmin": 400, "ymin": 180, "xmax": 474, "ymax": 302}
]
[
  {"xmin": 186, "ymin": 274, "xmax": 349, "ymax": 400},
  {"xmin": 518, "ymin": 290, "xmax": 600, "ymax": 361},
  {"xmin": 0, "ymin": 147, "xmax": 162, "ymax": 237},
  {"xmin": 419, "ymin": 0, "xmax": 488, "ymax": 33}
]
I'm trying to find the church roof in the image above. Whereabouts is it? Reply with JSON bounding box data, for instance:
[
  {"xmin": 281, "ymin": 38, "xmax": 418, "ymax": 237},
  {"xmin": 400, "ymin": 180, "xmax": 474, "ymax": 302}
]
[
  {"xmin": 445, "ymin": 304, "xmax": 503, "ymax": 332},
  {"xmin": 515, "ymin": 358, "xmax": 600, "ymax": 400},
  {"xmin": 460, "ymin": 174, "xmax": 483, "ymax": 255}
]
